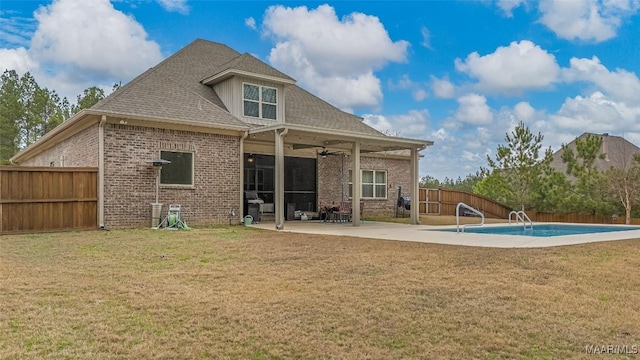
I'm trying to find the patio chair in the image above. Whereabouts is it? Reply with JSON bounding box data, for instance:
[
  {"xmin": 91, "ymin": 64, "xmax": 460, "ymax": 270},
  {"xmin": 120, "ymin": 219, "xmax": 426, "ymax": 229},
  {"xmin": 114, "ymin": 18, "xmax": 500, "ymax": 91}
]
[{"xmin": 337, "ymin": 201, "xmax": 352, "ymax": 222}]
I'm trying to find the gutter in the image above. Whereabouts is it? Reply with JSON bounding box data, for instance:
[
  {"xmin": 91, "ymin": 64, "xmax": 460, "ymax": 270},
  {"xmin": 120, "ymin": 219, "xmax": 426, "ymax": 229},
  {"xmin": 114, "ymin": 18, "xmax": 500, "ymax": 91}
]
[{"xmin": 98, "ymin": 115, "xmax": 106, "ymax": 229}]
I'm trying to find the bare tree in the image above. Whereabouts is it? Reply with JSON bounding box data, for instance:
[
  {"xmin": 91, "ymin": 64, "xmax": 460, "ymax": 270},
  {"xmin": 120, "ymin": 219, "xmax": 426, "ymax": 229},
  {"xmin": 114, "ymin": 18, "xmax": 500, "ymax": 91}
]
[{"xmin": 607, "ymin": 153, "xmax": 640, "ymax": 224}]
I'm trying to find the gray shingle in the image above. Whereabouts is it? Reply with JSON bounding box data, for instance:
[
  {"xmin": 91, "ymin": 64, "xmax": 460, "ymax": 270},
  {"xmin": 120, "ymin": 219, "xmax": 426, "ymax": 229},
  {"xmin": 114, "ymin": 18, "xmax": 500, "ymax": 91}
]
[
  {"xmin": 93, "ymin": 39, "xmax": 387, "ymax": 137},
  {"xmin": 204, "ymin": 53, "xmax": 295, "ymax": 83},
  {"xmin": 284, "ymin": 86, "xmax": 382, "ymax": 135}
]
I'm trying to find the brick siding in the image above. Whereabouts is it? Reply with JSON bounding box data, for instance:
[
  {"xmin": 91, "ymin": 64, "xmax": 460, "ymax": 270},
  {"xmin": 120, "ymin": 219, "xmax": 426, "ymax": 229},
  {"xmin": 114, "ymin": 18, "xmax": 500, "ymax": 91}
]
[
  {"xmin": 20, "ymin": 124, "xmax": 99, "ymax": 167},
  {"xmin": 103, "ymin": 124, "xmax": 240, "ymax": 229},
  {"xmin": 317, "ymin": 155, "xmax": 411, "ymax": 217}
]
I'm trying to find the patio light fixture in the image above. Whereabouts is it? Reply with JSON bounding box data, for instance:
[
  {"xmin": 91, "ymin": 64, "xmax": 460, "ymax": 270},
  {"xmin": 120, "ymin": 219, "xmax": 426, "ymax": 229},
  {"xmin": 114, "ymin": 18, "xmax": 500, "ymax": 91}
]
[{"xmin": 147, "ymin": 158, "xmax": 171, "ymax": 228}]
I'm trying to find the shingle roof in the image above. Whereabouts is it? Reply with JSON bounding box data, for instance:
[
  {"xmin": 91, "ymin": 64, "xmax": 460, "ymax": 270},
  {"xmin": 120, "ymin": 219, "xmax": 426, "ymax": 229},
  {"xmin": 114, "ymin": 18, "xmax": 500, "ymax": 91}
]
[
  {"xmin": 94, "ymin": 39, "xmax": 246, "ymax": 128},
  {"xmin": 92, "ymin": 38, "xmax": 384, "ymax": 136},
  {"xmin": 284, "ymin": 86, "xmax": 382, "ymax": 135},
  {"xmin": 550, "ymin": 133, "xmax": 640, "ymax": 174},
  {"xmin": 203, "ymin": 53, "xmax": 295, "ymax": 83}
]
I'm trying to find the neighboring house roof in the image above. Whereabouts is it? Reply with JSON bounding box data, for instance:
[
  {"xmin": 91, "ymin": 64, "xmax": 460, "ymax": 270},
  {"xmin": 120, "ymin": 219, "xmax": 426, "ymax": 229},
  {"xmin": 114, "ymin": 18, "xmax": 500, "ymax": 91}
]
[{"xmin": 550, "ymin": 133, "xmax": 640, "ymax": 174}]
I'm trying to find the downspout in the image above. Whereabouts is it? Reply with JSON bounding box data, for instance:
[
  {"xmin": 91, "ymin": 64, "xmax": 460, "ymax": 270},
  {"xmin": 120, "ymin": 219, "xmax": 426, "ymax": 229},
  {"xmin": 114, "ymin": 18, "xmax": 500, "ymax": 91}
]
[
  {"xmin": 98, "ymin": 115, "xmax": 106, "ymax": 229},
  {"xmin": 275, "ymin": 127, "xmax": 288, "ymax": 230},
  {"xmin": 239, "ymin": 131, "xmax": 248, "ymax": 224}
]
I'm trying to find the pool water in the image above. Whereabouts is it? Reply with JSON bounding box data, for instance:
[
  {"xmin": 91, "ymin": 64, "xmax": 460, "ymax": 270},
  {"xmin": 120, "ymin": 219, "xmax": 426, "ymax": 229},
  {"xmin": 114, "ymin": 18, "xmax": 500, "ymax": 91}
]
[{"xmin": 441, "ymin": 224, "xmax": 639, "ymax": 237}]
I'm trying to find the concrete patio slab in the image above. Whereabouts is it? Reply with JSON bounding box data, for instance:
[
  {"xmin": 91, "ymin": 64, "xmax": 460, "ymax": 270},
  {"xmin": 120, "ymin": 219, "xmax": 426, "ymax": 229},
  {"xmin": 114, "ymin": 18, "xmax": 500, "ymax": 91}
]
[{"xmin": 249, "ymin": 221, "xmax": 640, "ymax": 248}]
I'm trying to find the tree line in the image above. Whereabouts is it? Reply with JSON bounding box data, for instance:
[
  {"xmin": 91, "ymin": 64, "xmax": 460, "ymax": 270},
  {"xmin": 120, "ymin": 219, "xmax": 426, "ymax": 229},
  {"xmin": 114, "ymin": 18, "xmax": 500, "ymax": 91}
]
[
  {"xmin": 421, "ymin": 122, "xmax": 640, "ymax": 224},
  {"xmin": 0, "ymin": 69, "xmax": 112, "ymax": 164}
]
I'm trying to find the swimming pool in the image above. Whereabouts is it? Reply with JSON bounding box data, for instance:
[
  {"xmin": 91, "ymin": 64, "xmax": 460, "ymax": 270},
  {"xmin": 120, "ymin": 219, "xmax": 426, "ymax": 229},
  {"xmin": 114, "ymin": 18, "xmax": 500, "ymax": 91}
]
[{"xmin": 440, "ymin": 224, "xmax": 640, "ymax": 237}]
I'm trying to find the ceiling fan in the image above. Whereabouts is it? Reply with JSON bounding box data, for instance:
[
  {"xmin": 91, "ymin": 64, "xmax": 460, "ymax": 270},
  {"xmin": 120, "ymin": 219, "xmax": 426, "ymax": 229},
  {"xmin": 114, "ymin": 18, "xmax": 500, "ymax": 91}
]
[{"xmin": 318, "ymin": 147, "xmax": 341, "ymax": 157}]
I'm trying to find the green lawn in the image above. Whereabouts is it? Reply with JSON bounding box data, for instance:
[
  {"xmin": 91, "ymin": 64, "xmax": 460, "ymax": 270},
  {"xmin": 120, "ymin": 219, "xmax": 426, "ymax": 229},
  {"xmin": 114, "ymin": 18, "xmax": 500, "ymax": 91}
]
[{"xmin": 1, "ymin": 227, "xmax": 639, "ymax": 359}]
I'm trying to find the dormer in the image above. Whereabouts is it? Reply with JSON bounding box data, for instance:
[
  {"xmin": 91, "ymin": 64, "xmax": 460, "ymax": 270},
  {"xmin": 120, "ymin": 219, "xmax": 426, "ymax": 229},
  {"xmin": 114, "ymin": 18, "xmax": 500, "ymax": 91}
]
[{"xmin": 201, "ymin": 53, "xmax": 296, "ymax": 126}]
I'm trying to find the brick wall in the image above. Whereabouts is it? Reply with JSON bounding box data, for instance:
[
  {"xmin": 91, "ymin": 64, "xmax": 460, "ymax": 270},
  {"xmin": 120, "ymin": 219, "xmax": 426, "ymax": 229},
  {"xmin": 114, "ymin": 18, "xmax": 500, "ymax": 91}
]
[
  {"xmin": 103, "ymin": 124, "xmax": 240, "ymax": 229},
  {"xmin": 317, "ymin": 155, "xmax": 411, "ymax": 217},
  {"xmin": 20, "ymin": 124, "xmax": 99, "ymax": 167}
]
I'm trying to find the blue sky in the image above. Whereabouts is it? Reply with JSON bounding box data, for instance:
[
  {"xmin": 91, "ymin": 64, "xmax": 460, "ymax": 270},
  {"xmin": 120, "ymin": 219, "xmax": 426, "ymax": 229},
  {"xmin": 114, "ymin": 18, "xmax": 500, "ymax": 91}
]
[{"xmin": 2, "ymin": 0, "xmax": 640, "ymax": 180}]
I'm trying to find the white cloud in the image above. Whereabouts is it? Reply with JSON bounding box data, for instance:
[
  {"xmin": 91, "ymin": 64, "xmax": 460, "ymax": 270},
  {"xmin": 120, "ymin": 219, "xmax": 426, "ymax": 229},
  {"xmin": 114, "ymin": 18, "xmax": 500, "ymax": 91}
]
[
  {"xmin": 263, "ymin": 4, "xmax": 409, "ymax": 110},
  {"xmin": 245, "ymin": 17, "xmax": 257, "ymax": 30},
  {"xmin": 363, "ymin": 114, "xmax": 393, "ymax": 134},
  {"xmin": 0, "ymin": 47, "xmax": 36, "ymax": 74},
  {"xmin": 389, "ymin": 75, "xmax": 428, "ymax": 102},
  {"xmin": 389, "ymin": 74, "xmax": 413, "ymax": 90},
  {"xmin": 551, "ymin": 91, "xmax": 640, "ymax": 133},
  {"xmin": 455, "ymin": 93, "xmax": 493, "ymax": 125},
  {"xmin": 497, "ymin": 0, "xmax": 527, "ymax": 17},
  {"xmin": 363, "ymin": 109, "xmax": 429, "ymax": 137},
  {"xmin": 30, "ymin": 0, "xmax": 162, "ymax": 82},
  {"xmin": 538, "ymin": 0, "xmax": 640, "ymax": 42},
  {"xmin": 513, "ymin": 101, "xmax": 536, "ymax": 122},
  {"xmin": 455, "ymin": 40, "xmax": 560, "ymax": 94},
  {"xmin": 0, "ymin": 0, "xmax": 164, "ymax": 101},
  {"xmin": 430, "ymin": 76, "xmax": 455, "ymax": 98},
  {"xmin": 391, "ymin": 110, "xmax": 430, "ymax": 135},
  {"xmin": 413, "ymin": 89, "xmax": 428, "ymax": 102},
  {"xmin": 155, "ymin": 0, "xmax": 190, "ymax": 14},
  {"xmin": 563, "ymin": 56, "xmax": 640, "ymax": 105},
  {"xmin": 431, "ymin": 128, "xmax": 448, "ymax": 141},
  {"xmin": 420, "ymin": 26, "xmax": 432, "ymax": 49},
  {"xmin": 462, "ymin": 150, "xmax": 482, "ymax": 162}
]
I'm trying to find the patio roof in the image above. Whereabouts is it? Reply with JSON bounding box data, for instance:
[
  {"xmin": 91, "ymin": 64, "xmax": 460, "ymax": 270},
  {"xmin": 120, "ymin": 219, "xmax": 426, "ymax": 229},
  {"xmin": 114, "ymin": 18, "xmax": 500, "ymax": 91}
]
[{"xmin": 247, "ymin": 123, "xmax": 433, "ymax": 155}]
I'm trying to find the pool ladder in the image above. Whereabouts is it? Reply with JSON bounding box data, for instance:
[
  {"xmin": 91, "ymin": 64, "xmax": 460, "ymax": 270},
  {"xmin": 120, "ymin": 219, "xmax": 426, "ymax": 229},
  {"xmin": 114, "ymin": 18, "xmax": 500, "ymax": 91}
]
[
  {"xmin": 456, "ymin": 202, "xmax": 485, "ymax": 233},
  {"xmin": 509, "ymin": 210, "xmax": 533, "ymax": 230}
]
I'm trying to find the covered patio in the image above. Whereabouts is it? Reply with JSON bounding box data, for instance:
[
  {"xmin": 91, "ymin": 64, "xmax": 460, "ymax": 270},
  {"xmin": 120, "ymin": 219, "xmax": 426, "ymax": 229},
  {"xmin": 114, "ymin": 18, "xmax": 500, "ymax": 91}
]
[{"xmin": 241, "ymin": 124, "xmax": 433, "ymax": 229}]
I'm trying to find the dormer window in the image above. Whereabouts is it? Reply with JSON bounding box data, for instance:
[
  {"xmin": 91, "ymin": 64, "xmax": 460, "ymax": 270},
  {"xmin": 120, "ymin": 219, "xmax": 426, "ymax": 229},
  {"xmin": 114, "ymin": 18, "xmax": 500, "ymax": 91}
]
[{"xmin": 243, "ymin": 83, "xmax": 277, "ymax": 120}]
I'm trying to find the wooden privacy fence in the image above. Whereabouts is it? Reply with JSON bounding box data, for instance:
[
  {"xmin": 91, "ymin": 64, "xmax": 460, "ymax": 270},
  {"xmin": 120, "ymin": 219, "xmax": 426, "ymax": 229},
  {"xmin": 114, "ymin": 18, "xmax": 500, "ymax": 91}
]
[
  {"xmin": 0, "ymin": 167, "xmax": 97, "ymax": 234},
  {"xmin": 527, "ymin": 212, "xmax": 640, "ymax": 225},
  {"xmin": 418, "ymin": 188, "xmax": 640, "ymax": 225},
  {"xmin": 418, "ymin": 188, "xmax": 512, "ymax": 218}
]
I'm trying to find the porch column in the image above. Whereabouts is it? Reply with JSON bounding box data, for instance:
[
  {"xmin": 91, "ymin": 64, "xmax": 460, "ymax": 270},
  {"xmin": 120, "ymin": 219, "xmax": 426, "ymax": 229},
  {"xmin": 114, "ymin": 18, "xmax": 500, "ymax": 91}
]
[
  {"xmin": 410, "ymin": 147, "xmax": 420, "ymax": 225},
  {"xmin": 274, "ymin": 129, "xmax": 286, "ymax": 229},
  {"xmin": 352, "ymin": 140, "xmax": 361, "ymax": 226}
]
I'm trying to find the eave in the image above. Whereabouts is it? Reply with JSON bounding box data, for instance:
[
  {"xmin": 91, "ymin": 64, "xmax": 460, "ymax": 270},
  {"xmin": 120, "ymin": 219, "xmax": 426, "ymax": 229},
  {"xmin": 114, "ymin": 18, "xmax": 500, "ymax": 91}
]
[{"xmin": 201, "ymin": 69, "xmax": 296, "ymax": 86}]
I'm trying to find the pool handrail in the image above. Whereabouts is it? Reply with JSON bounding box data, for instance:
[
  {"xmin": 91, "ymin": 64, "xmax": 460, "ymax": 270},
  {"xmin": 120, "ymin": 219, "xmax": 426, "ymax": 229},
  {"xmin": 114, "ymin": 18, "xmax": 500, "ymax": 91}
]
[
  {"xmin": 509, "ymin": 210, "xmax": 533, "ymax": 230},
  {"xmin": 456, "ymin": 202, "xmax": 485, "ymax": 233}
]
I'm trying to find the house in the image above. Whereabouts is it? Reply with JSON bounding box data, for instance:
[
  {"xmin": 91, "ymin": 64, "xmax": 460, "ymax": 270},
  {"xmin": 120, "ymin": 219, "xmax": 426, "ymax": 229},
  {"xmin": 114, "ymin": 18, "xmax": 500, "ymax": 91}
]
[
  {"xmin": 10, "ymin": 39, "xmax": 433, "ymax": 229},
  {"xmin": 550, "ymin": 133, "xmax": 640, "ymax": 175}
]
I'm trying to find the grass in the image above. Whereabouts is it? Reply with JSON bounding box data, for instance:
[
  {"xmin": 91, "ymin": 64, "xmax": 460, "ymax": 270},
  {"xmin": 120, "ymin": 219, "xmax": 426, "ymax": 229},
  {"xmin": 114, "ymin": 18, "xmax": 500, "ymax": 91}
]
[{"xmin": 1, "ymin": 226, "xmax": 639, "ymax": 359}]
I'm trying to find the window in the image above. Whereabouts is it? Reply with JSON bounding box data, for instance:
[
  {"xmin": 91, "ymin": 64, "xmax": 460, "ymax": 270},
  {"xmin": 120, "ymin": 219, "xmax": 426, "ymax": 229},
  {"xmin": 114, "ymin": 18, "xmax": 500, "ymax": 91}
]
[
  {"xmin": 160, "ymin": 151, "xmax": 193, "ymax": 186},
  {"xmin": 243, "ymin": 83, "xmax": 277, "ymax": 119},
  {"xmin": 348, "ymin": 170, "xmax": 387, "ymax": 199}
]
